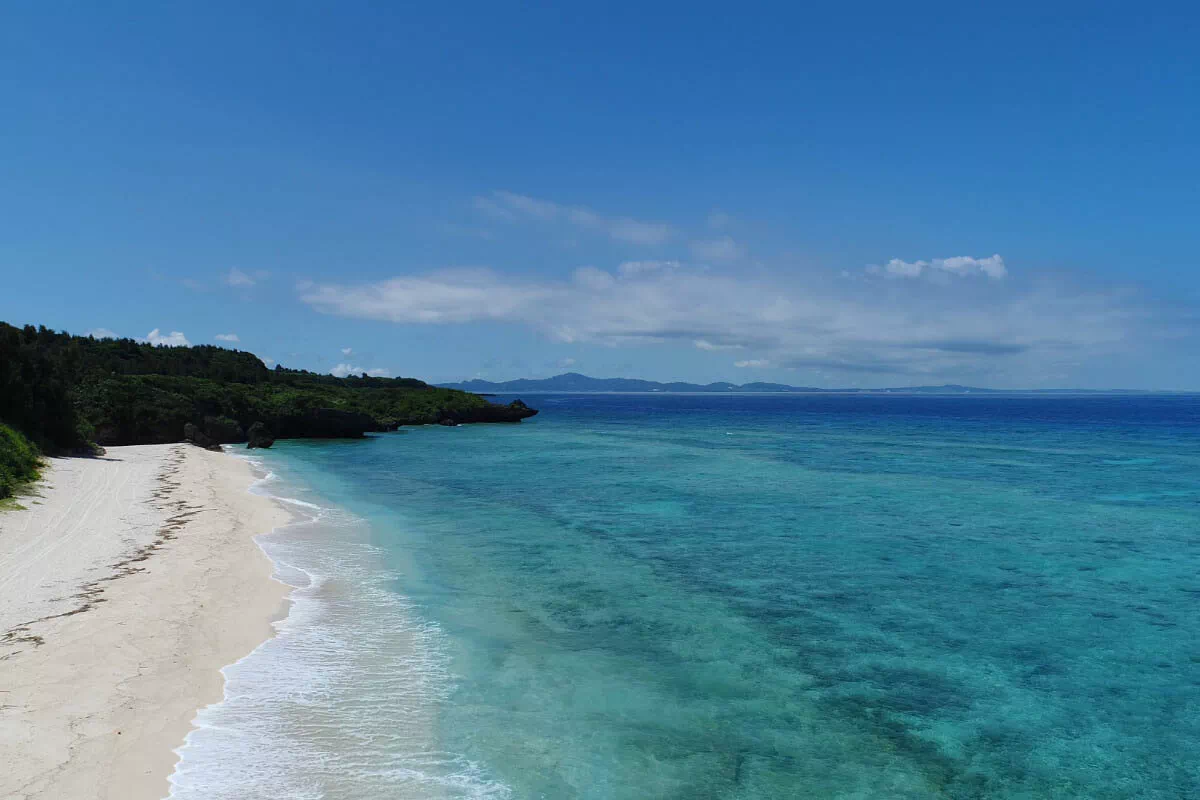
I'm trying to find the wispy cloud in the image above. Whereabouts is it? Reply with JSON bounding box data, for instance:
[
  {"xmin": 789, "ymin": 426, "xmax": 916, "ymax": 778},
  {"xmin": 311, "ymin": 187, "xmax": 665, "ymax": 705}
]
[
  {"xmin": 225, "ymin": 268, "xmax": 256, "ymax": 287},
  {"xmin": 341, "ymin": 347, "xmax": 353, "ymax": 355},
  {"xmin": 694, "ymin": 339, "xmax": 743, "ymax": 351},
  {"xmin": 301, "ymin": 268, "xmax": 552, "ymax": 325},
  {"xmin": 734, "ymin": 359, "xmax": 771, "ymax": 368},
  {"xmin": 475, "ymin": 190, "xmax": 673, "ymax": 245},
  {"xmin": 215, "ymin": 333, "xmax": 240, "ymax": 342},
  {"xmin": 87, "ymin": 328, "xmax": 119, "ymax": 339},
  {"xmin": 224, "ymin": 268, "xmax": 270, "ymax": 288}
]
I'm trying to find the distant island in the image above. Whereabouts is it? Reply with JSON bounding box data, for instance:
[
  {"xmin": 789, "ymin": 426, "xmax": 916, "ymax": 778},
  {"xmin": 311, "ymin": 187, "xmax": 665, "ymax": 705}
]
[{"xmin": 439, "ymin": 372, "xmax": 1152, "ymax": 395}]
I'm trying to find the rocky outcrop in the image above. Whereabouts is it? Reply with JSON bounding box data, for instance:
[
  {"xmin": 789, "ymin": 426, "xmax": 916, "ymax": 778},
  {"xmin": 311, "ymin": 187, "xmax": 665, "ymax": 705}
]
[
  {"xmin": 246, "ymin": 421, "xmax": 275, "ymax": 449},
  {"xmin": 437, "ymin": 399, "xmax": 538, "ymax": 425},
  {"xmin": 183, "ymin": 422, "xmax": 222, "ymax": 451},
  {"xmin": 203, "ymin": 415, "xmax": 244, "ymax": 444}
]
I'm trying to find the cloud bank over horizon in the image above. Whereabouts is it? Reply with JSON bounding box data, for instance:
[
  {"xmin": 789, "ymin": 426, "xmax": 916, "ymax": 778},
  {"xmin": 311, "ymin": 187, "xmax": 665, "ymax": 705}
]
[
  {"xmin": 298, "ymin": 249, "xmax": 1174, "ymax": 386},
  {"xmin": 63, "ymin": 184, "xmax": 1189, "ymax": 389}
]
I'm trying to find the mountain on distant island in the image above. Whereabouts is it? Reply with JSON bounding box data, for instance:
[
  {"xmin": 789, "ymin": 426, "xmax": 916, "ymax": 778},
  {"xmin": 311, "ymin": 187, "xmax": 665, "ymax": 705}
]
[{"xmin": 439, "ymin": 372, "xmax": 1143, "ymax": 395}]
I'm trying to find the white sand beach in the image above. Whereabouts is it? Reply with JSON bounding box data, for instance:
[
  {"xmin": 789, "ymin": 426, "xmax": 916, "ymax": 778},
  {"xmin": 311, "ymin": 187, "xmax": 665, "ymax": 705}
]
[{"xmin": 0, "ymin": 444, "xmax": 290, "ymax": 800}]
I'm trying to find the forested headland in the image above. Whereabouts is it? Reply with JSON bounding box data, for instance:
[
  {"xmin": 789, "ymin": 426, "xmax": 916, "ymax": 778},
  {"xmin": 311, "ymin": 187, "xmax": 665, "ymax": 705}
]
[{"xmin": 0, "ymin": 321, "xmax": 535, "ymax": 496}]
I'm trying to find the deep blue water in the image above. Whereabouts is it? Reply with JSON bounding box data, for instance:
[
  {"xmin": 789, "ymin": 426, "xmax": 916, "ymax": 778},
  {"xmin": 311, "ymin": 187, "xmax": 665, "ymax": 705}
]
[{"xmin": 171, "ymin": 394, "xmax": 1200, "ymax": 799}]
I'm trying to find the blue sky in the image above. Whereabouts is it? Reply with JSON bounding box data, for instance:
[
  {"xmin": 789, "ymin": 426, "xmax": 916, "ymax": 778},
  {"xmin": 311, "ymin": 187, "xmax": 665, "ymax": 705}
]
[{"xmin": 2, "ymin": 2, "xmax": 1197, "ymax": 388}]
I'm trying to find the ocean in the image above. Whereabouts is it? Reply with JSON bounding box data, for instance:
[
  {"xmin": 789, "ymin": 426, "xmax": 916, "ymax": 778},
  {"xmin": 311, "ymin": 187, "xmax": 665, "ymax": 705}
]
[{"xmin": 167, "ymin": 393, "xmax": 1200, "ymax": 799}]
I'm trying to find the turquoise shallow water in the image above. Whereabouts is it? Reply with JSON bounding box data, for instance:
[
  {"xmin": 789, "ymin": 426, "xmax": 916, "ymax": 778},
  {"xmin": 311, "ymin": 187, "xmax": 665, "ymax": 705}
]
[{"xmin": 170, "ymin": 394, "xmax": 1200, "ymax": 799}]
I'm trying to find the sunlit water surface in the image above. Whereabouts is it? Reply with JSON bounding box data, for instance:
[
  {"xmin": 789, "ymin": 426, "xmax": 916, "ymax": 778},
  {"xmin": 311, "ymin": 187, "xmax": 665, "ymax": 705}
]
[{"xmin": 168, "ymin": 394, "xmax": 1200, "ymax": 799}]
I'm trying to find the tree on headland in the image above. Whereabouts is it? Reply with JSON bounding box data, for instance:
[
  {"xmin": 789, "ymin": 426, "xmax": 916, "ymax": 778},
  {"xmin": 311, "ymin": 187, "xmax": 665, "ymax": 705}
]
[{"xmin": 0, "ymin": 321, "xmax": 535, "ymax": 456}]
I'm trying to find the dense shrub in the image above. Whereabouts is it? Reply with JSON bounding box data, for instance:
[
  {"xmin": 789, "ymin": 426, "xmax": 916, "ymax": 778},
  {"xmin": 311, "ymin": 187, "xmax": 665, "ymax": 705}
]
[
  {"xmin": 0, "ymin": 321, "xmax": 499, "ymax": 450},
  {"xmin": 0, "ymin": 423, "xmax": 41, "ymax": 499}
]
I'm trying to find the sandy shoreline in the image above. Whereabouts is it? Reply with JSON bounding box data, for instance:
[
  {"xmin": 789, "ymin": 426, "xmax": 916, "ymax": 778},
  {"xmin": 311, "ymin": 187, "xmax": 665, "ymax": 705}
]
[{"xmin": 0, "ymin": 444, "xmax": 291, "ymax": 800}]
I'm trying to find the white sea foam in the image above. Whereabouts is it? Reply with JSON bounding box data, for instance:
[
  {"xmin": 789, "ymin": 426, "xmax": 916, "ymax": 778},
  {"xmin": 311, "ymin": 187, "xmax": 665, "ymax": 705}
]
[
  {"xmin": 274, "ymin": 495, "xmax": 325, "ymax": 511},
  {"xmin": 167, "ymin": 459, "xmax": 510, "ymax": 799}
]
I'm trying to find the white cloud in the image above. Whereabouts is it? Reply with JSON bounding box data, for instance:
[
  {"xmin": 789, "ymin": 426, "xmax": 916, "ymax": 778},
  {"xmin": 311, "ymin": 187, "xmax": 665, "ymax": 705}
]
[
  {"xmin": 87, "ymin": 328, "xmax": 119, "ymax": 339},
  {"xmin": 869, "ymin": 254, "xmax": 1007, "ymax": 280},
  {"xmin": 943, "ymin": 255, "xmax": 1007, "ymax": 279},
  {"xmin": 557, "ymin": 357, "xmax": 577, "ymax": 368},
  {"xmin": 734, "ymin": 359, "xmax": 771, "ymax": 368},
  {"xmin": 299, "ymin": 260, "xmax": 1165, "ymax": 384},
  {"xmin": 341, "ymin": 347, "xmax": 353, "ymax": 355},
  {"xmin": 215, "ymin": 333, "xmax": 240, "ymax": 342},
  {"xmin": 690, "ymin": 236, "xmax": 744, "ymax": 262},
  {"xmin": 476, "ymin": 191, "xmax": 673, "ymax": 245},
  {"xmin": 144, "ymin": 328, "xmax": 191, "ymax": 347},
  {"xmin": 330, "ymin": 363, "xmax": 391, "ymax": 378},
  {"xmin": 261, "ymin": 356, "xmax": 276, "ymax": 367}
]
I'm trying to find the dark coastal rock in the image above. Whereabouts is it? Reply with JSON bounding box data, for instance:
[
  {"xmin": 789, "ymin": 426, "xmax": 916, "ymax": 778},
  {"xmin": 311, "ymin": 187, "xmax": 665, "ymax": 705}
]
[
  {"xmin": 246, "ymin": 421, "xmax": 275, "ymax": 449},
  {"xmin": 437, "ymin": 417, "xmax": 459, "ymax": 427},
  {"xmin": 203, "ymin": 415, "xmax": 244, "ymax": 444},
  {"xmin": 307, "ymin": 407, "xmax": 376, "ymax": 437},
  {"xmin": 446, "ymin": 399, "xmax": 538, "ymax": 424},
  {"xmin": 183, "ymin": 422, "xmax": 222, "ymax": 451},
  {"xmin": 273, "ymin": 408, "xmax": 376, "ymax": 439}
]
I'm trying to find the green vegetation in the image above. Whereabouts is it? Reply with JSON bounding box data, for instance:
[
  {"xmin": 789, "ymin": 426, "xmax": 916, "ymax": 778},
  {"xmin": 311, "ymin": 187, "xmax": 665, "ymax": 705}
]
[
  {"xmin": 0, "ymin": 321, "xmax": 533, "ymax": 452},
  {"xmin": 0, "ymin": 423, "xmax": 41, "ymax": 501}
]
